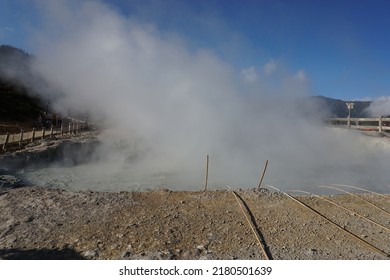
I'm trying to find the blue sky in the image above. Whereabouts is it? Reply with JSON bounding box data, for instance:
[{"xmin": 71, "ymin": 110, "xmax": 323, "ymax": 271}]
[{"xmin": 1, "ymin": 0, "xmax": 390, "ymax": 101}]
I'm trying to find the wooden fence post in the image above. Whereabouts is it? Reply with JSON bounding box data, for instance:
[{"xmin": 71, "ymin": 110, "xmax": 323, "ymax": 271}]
[
  {"xmin": 31, "ymin": 128, "xmax": 36, "ymax": 143},
  {"xmin": 50, "ymin": 125, "xmax": 54, "ymax": 138},
  {"xmin": 61, "ymin": 125, "xmax": 64, "ymax": 136},
  {"xmin": 379, "ymin": 116, "xmax": 383, "ymax": 132},
  {"xmin": 204, "ymin": 154, "xmax": 209, "ymax": 191},
  {"xmin": 2, "ymin": 132, "xmax": 9, "ymax": 150},
  {"xmin": 19, "ymin": 129, "xmax": 24, "ymax": 148},
  {"xmin": 42, "ymin": 128, "xmax": 45, "ymax": 139},
  {"xmin": 257, "ymin": 160, "xmax": 269, "ymax": 189}
]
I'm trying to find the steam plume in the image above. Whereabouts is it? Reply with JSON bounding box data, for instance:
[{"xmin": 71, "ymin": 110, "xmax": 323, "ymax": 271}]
[
  {"xmin": 367, "ymin": 96, "xmax": 390, "ymax": 117},
  {"xmin": 22, "ymin": 0, "xmax": 390, "ymax": 193}
]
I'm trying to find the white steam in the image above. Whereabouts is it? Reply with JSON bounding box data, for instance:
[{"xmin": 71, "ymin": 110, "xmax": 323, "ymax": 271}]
[
  {"xmin": 24, "ymin": 0, "xmax": 390, "ymax": 193},
  {"xmin": 367, "ymin": 96, "xmax": 390, "ymax": 117}
]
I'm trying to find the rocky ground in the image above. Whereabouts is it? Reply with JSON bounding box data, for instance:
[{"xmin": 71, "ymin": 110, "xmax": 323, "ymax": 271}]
[{"xmin": 0, "ymin": 186, "xmax": 389, "ymax": 260}]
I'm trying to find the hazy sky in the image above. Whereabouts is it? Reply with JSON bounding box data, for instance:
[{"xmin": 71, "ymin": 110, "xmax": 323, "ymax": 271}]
[{"xmin": 1, "ymin": 0, "xmax": 390, "ymax": 101}]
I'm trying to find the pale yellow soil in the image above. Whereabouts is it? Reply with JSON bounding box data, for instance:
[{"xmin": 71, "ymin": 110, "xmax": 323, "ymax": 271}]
[{"xmin": 0, "ymin": 187, "xmax": 389, "ymax": 260}]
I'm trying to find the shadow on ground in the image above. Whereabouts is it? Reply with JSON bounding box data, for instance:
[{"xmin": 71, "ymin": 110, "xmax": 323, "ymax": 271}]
[{"xmin": 0, "ymin": 248, "xmax": 86, "ymax": 260}]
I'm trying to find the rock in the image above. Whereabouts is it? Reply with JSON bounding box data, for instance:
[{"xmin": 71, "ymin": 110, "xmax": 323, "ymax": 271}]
[
  {"xmin": 22, "ymin": 216, "xmax": 34, "ymax": 223},
  {"xmin": 307, "ymin": 248, "xmax": 318, "ymax": 256},
  {"xmin": 0, "ymin": 175, "xmax": 25, "ymax": 189},
  {"xmin": 122, "ymin": 250, "xmax": 132, "ymax": 258},
  {"xmin": 83, "ymin": 249, "xmax": 98, "ymax": 259},
  {"xmin": 199, "ymin": 255, "xmax": 213, "ymax": 260}
]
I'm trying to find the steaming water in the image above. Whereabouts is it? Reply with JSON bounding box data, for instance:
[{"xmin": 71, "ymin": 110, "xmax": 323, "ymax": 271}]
[
  {"xmin": 18, "ymin": 164, "xmax": 180, "ymax": 192},
  {"xmin": 16, "ymin": 129, "xmax": 390, "ymax": 194}
]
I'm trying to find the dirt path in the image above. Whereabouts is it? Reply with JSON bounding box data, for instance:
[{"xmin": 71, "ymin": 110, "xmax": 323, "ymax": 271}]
[{"xmin": 0, "ymin": 187, "xmax": 389, "ymax": 260}]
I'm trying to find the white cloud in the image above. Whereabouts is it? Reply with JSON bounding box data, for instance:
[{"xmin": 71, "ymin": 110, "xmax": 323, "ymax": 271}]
[
  {"xmin": 356, "ymin": 97, "xmax": 373, "ymax": 101},
  {"xmin": 1, "ymin": 26, "xmax": 14, "ymax": 38},
  {"xmin": 294, "ymin": 69, "xmax": 307, "ymax": 81},
  {"xmin": 241, "ymin": 66, "xmax": 258, "ymax": 83},
  {"xmin": 4, "ymin": 26, "xmax": 14, "ymax": 32},
  {"xmin": 263, "ymin": 58, "xmax": 277, "ymax": 75}
]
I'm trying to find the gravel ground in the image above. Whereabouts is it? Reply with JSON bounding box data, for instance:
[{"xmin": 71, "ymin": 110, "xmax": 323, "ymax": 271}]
[{"xmin": 0, "ymin": 186, "xmax": 389, "ymax": 260}]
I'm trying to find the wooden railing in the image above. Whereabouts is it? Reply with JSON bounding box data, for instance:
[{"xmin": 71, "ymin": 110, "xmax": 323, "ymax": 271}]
[
  {"xmin": 3, "ymin": 117, "xmax": 385, "ymax": 151},
  {"xmin": 327, "ymin": 117, "xmax": 390, "ymax": 132},
  {"xmin": 1, "ymin": 120, "xmax": 90, "ymax": 150}
]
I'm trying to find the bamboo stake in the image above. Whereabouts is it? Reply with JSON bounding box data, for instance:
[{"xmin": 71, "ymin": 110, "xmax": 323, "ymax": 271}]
[
  {"xmin": 204, "ymin": 154, "xmax": 209, "ymax": 191},
  {"xmin": 257, "ymin": 160, "xmax": 268, "ymax": 189}
]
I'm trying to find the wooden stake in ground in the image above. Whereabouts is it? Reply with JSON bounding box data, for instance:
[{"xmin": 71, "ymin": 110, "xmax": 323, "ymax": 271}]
[
  {"xmin": 31, "ymin": 128, "xmax": 36, "ymax": 143},
  {"xmin": 204, "ymin": 154, "xmax": 209, "ymax": 191},
  {"xmin": 257, "ymin": 160, "xmax": 268, "ymax": 189},
  {"xmin": 18, "ymin": 129, "xmax": 24, "ymax": 148},
  {"xmin": 2, "ymin": 132, "xmax": 10, "ymax": 150}
]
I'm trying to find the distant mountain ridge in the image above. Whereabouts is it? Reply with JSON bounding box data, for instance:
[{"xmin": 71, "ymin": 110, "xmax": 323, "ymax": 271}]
[{"xmin": 308, "ymin": 95, "xmax": 372, "ymax": 118}]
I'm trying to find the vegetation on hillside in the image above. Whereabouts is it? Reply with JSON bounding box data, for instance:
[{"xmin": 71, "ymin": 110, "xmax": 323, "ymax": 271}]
[
  {"xmin": 0, "ymin": 77, "xmax": 44, "ymax": 121},
  {"xmin": 0, "ymin": 45, "xmax": 45, "ymax": 122}
]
